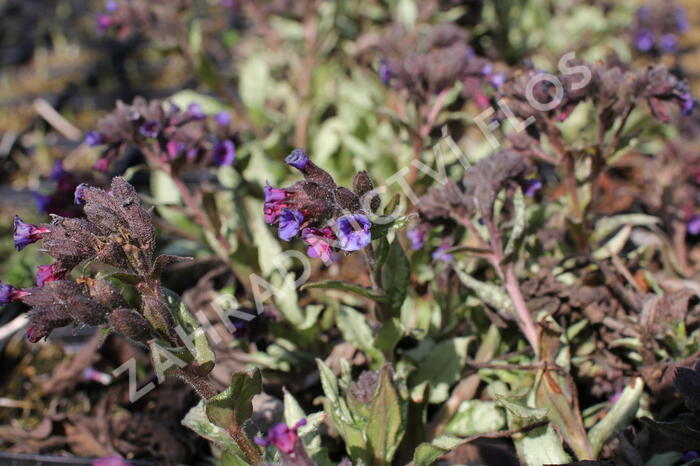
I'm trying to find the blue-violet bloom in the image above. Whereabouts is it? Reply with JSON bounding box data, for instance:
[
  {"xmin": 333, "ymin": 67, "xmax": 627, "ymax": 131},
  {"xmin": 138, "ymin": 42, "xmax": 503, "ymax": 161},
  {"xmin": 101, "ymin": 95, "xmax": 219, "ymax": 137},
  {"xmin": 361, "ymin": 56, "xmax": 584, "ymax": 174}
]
[
  {"xmin": 336, "ymin": 214, "xmax": 371, "ymax": 251},
  {"xmin": 278, "ymin": 209, "xmax": 304, "ymax": 241},
  {"xmin": 212, "ymin": 140, "xmax": 236, "ymax": 166},
  {"xmin": 255, "ymin": 419, "xmax": 307, "ymax": 455},
  {"xmin": 285, "ymin": 149, "xmax": 309, "ymax": 171},
  {"xmin": 13, "ymin": 216, "xmax": 50, "ymax": 251}
]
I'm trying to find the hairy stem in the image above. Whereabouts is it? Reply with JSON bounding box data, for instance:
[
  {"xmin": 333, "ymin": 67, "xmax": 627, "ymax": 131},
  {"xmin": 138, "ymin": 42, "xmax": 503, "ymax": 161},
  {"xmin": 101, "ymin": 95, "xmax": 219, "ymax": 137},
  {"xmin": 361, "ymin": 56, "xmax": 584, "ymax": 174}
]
[
  {"xmin": 503, "ymin": 262, "xmax": 539, "ymax": 353},
  {"xmin": 178, "ymin": 366, "xmax": 262, "ymax": 465}
]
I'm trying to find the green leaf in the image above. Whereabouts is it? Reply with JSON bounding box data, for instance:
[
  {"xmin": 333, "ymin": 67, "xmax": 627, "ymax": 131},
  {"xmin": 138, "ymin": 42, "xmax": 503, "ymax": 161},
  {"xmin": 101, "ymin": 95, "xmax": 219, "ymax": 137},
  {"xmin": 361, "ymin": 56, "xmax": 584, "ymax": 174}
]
[
  {"xmin": 239, "ymin": 56, "xmax": 270, "ymax": 122},
  {"xmin": 455, "ymin": 265, "xmax": 514, "ymax": 314},
  {"xmin": 163, "ymin": 288, "xmax": 215, "ymax": 373},
  {"xmin": 206, "ymin": 369, "xmax": 262, "ymax": 431},
  {"xmin": 315, "ymin": 358, "xmax": 353, "ymax": 424},
  {"xmin": 302, "ymin": 280, "xmax": 387, "ymax": 302},
  {"xmin": 445, "ymin": 400, "xmax": 507, "ymax": 436},
  {"xmin": 374, "ymin": 318, "xmax": 404, "ymax": 357},
  {"xmin": 337, "ymin": 306, "xmax": 383, "ymax": 366},
  {"xmin": 283, "ymin": 390, "xmax": 332, "ymax": 465},
  {"xmin": 182, "ymin": 400, "xmax": 246, "ymax": 461},
  {"xmin": 589, "ymin": 377, "xmax": 644, "ymax": 457},
  {"xmin": 412, "ymin": 435, "xmax": 463, "ymax": 466},
  {"xmin": 591, "ymin": 224, "xmax": 631, "ymax": 260},
  {"xmin": 504, "ymin": 186, "xmax": 526, "ymax": 259},
  {"xmin": 381, "ymin": 239, "xmax": 410, "ymax": 317},
  {"xmin": 370, "ymin": 215, "xmax": 410, "ymax": 240},
  {"xmin": 366, "ymin": 366, "xmax": 405, "ymax": 465},
  {"xmin": 409, "ymin": 337, "xmax": 471, "ymax": 403},
  {"xmin": 169, "ymin": 90, "xmax": 230, "ymax": 115},
  {"xmin": 520, "ymin": 423, "xmax": 572, "ymax": 466},
  {"xmin": 496, "ymin": 394, "xmax": 571, "ymax": 466}
]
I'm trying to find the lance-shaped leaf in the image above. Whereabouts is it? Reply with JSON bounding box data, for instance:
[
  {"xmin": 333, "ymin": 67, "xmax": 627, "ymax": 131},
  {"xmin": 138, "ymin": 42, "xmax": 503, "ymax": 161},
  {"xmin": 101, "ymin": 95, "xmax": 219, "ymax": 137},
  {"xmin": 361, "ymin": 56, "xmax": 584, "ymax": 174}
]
[
  {"xmin": 455, "ymin": 265, "xmax": 514, "ymax": 314},
  {"xmin": 589, "ymin": 377, "xmax": 644, "ymax": 457},
  {"xmin": 412, "ymin": 435, "xmax": 463, "ymax": 466},
  {"xmin": 381, "ymin": 239, "xmax": 410, "ymax": 317},
  {"xmin": 503, "ymin": 186, "xmax": 526, "ymax": 259},
  {"xmin": 496, "ymin": 393, "xmax": 571, "ymax": 466},
  {"xmin": 367, "ymin": 366, "xmax": 406, "ymax": 465},
  {"xmin": 337, "ymin": 306, "xmax": 383, "ymax": 366},
  {"xmin": 534, "ymin": 321, "xmax": 593, "ymax": 460},
  {"xmin": 206, "ymin": 369, "xmax": 263, "ymax": 432},
  {"xmin": 182, "ymin": 399, "xmax": 247, "ymax": 463},
  {"xmin": 164, "ymin": 288, "xmax": 215, "ymax": 373}
]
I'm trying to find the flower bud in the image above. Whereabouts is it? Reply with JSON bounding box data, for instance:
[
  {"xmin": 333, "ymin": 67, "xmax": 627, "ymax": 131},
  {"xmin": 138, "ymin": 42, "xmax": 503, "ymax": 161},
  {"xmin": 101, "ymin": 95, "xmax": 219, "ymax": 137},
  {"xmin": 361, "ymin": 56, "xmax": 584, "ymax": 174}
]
[{"xmin": 108, "ymin": 308, "xmax": 154, "ymax": 343}]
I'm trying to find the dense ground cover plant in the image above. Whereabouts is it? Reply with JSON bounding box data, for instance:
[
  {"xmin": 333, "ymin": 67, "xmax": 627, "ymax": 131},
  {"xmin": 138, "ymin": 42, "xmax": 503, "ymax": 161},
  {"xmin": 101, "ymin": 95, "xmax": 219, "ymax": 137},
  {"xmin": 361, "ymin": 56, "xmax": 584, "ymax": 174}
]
[{"xmin": 2, "ymin": 0, "xmax": 700, "ymax": 465}]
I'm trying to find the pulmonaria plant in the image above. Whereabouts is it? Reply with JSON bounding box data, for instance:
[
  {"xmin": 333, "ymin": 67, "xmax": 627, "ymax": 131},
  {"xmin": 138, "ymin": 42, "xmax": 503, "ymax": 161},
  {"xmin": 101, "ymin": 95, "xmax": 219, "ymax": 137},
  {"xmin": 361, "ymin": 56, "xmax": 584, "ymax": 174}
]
[
  {"xmin": 415, "ymin": 149, "xmax": 540, "ymax": 350},
  {"xmin": 87, "ymin": 97, "xmax": 236, "ymax": 173},
  {"xmin": 497, "ymin": 56, "xmax": 696, "ymax": 228},
  {"xmin": 630, "ymin": 1, "xmax": 688, "ymax": 54},
  {"xmin": 372, "ymin": 23, "xmax": 502, "ymax": 107},
  {"xmin": 264, "ymin": 149, "xmax": 380, "ymax": 262},
  {"xmin": 2, "ymin": 177, "xmax": 186, "ymax": 344}
]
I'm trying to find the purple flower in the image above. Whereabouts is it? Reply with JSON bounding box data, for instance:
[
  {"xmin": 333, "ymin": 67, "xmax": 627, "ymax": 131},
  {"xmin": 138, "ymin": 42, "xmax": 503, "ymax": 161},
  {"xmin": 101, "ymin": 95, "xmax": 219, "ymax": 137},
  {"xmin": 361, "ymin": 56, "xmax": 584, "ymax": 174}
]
[
  {"xmin": 432, "ymin": 243, "xmax": 454, "ymax": 263},
  {"xmin": 232, "ymin": 321, "xmax": 250, "ymax": 339},
  {"xmin": 490, "ymin": 73, "xmax": 505, "ymax": 89},
  {"xmin": 105, "ymin": 0, "xmax": 118, "ymax": 12},
  {"xmin": 34, "ymin": 193, "xmax": 52, "ymax": 214},
  {"xmin": 264, "ymin": 183, "xmax": 290, "ymax": 224},
  {"xmin": 278, "ymin": 209, "xmax": 304, "ymax": 241},
  {"xmin": 186, "ymin": 103, "xmax": 206, "ymax": 120},
  {"xmin": 13, "ymin": 216, "xmax": 50, "ymax": 251},
  {"xmin": 96, "ymin": 14, "xmax": 113, "ymax": 32},
  {"xmin": 406, "ymin": 227, "xmax": 426, "ymax": 250},
  {"xmin": 336, "ymin": 214, "xmax": 371, "ymax": 251},
  {"xmin": 264, "ymin": 182, "xmax": 286, "ymax": 203},
  {"xmin": 85, "ymin": 131, "xmax": 104, "ymax": 147},
  {"xmin": 0, "ymin": 283, "xmax": 28, "ymax": 305},
  {"xmin": 49, "ymin": 161, "xmax": 69, "ymax": 182},
  {"xmin": 681, "ymin": 93, "xmax": 696, "ymax": 116},
  {"xmin": 660, "ymin": 33, "xmax": 678, "ymax": 53},
  {"xmin": 214, "ymin": 111, "xmax": 231, "ymax": 126},
  {"xmin": 524, "ymin": 179, "xmax": 543, "ymax": 197},
  {"xmin": 36, "ymin": 264, "xmax": 66, "ymax": 287},
  {"xmin": 285, "ymin": 148, "xmax": 309, "ymax": 171},
  {"xmin": 166, "ymin": 140, "xmax": 186, "ymax": 160},
  {"xmin": 255, "ymin": 419, "xmax": 307, "ymax": 455},
  {"xmin": 379, "ymin": 58, "xmax": 392, "ymax": 85},
  {"xmin": 302, "ymin": 227, "xmax": 337, "ymax": 263},
  {"xmin": 635, "ymin": 30, "xmax": 654, "ymax": 52},
  {"xmin": 212, "ymin": 140, "xmax": 236, "ymax": 166},
  {"xmin": 139, "ymin": 121, "xmax": 160, "ymax": 139},
  {"xmin": 93, "ymin": 157, "xmax": 110, "ymax": 173},
  {"xmin": 688, "ymin": 215, "xmax": 700, "ymax": 236},
  {"xmin": 74, "ymin": 183, "xmax": 88, "ymax": 205}
]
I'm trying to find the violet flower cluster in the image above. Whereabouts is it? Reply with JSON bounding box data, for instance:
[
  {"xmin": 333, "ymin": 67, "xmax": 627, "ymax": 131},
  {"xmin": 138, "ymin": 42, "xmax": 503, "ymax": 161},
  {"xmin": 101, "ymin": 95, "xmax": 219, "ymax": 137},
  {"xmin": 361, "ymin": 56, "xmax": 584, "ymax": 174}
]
[
  {"xmin": 2, "ymin": 177, "xmax": 187, "ymax": 345},
  {"xmin": 264, "ymin": 149, "xmax": 380, "ymax": 262},
  {"xmin": 631, "ymin": 2, "xmax": 688, "ymax": 54},
  {"xmin": 373, "ymin": 23, "xmax": 503, "ymax": 107},
  {"xmin": 498, "ymin": 57, "xmax": 695, "ymax": 141},
  {"xmin": 86, "ymin": 97, "xmax": 236, "ymax": 173}
]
